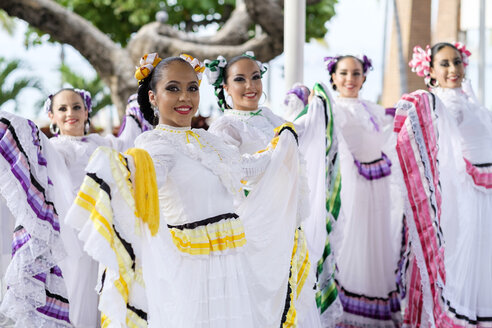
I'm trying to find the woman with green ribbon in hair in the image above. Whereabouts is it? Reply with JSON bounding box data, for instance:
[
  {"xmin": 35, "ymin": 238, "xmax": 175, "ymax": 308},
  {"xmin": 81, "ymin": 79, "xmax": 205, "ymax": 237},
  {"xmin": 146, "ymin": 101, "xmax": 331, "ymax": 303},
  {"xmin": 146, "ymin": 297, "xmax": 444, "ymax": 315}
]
[{"xmin": 205, "ymin": 52, "xmax": 337, "ymax": 328}]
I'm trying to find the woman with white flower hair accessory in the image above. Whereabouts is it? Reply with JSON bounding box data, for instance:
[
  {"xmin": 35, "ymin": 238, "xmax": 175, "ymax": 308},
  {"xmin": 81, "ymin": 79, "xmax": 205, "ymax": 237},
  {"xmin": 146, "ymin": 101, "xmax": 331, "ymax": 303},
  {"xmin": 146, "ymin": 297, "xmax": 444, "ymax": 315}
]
[
  {"xmin": 0, "ymin": 86, "xmax": 151, "ymax": 327},
  {"xmin": 64, "ymin": 52, "xmax": 310, "ymax": 327},
  {"xmin": 205, "ymin": 51, "xmax": 338, "ymax": 328},
  {"xmin": 397, "ymin": 41, "xmax": 492, "ymax": 328}
]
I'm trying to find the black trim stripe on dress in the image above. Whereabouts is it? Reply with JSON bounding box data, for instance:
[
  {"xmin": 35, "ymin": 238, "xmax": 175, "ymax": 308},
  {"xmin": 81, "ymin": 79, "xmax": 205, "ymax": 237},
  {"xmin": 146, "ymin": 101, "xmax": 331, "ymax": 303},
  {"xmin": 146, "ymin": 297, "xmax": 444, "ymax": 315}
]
[
  {"xmin": 120, "ymin": 154, "xmax": 133, "ymax": 185},
  {"xmin": 87, "ymin": 172, "xmax": 111, "ymax": 200},
  {"xmin": 359, "ymin": 156, "xmax": 384, "ymax": 165},
  {"xmin": 99, "ymin": 268, "xmax": 107, "ymax": 293},
  {"xmin": 127, "ymin": 304, "xmax": 148, "ymax": 321},
  {"xmin": 279, "ymin": 265, "xmax": 294, "ymax": 326},
  {"xmin": 0, "ymin": 118, "xmax": 58, "ymax": 217},
  {"xmin": 474, "ymin": 162, "xmax": 492, "ymax": 168},
  {"xmin": 336, "ymin": 279, "xmax": 398, "ymax": 302},
  {"xmin": 113, "ymin": 225, "xmax": 136, "ymax": 271},
  {"xmin": 45, "ymin": 289, "xmax": 69, "ymax": 304},
  {"xmin": 443, "ymin": 296, "xmax": 492, "ymax": 323},
  {"xmin": 278, "ymin": 126, "xmax": 299, "ymax": 145},
  {"xmin": 128, "ymin": 115, "xmax": 143, "ymax": 130},
  {"xmin": 85, "ymin": 171, "xmax": 136, "ymax": 270},
  {"xmin": 167, "ymin": 213, "xmax": 238, "ymax": 230}
]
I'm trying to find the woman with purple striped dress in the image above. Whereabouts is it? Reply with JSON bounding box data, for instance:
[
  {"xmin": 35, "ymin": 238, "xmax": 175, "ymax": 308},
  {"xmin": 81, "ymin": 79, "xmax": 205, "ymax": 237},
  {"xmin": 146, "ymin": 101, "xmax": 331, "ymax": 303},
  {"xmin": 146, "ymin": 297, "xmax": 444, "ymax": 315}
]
[
  {"xmin": 325, "ymin": 55, "xmax": 403, "ymax": 327},
  {"xmin": 0, "ymin": 89, "xmax": 150, "ymax": 327}
]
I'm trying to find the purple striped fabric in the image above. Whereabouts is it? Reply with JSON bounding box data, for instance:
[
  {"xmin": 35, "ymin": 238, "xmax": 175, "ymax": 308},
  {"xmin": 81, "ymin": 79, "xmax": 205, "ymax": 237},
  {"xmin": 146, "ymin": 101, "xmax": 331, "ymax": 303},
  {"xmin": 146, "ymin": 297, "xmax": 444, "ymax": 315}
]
[
  {"xmin": 28, "ymin": 120, "xmax": 48, "ymax": 166},
  {"xmin": 119, "ymin": 103, "xmax": 153, "ymax": 137},
  {"xmin": 36, "ymin": 292, "xmax": 70, "ymax": 323},
  {"xmin": 338, "ymin": 284, "xmax": 401, "ymax": 321},
  {"xmin": 51, "ymin": 265, "xmax": 63, "ymax": 277},
  {"xmin": 0, "ymin": 122, "xmax": 60, "ymax": 232},
  {"xmin": 353, "ymin": 152, "xmax": 392, "ymax": 180},
  {"xmin": 0, "ymin": 117, "xmax": 71, "ymax": 325},
  {"xmin": 11, "ymin": 227, "xmax": 31, "ymax": 256}
]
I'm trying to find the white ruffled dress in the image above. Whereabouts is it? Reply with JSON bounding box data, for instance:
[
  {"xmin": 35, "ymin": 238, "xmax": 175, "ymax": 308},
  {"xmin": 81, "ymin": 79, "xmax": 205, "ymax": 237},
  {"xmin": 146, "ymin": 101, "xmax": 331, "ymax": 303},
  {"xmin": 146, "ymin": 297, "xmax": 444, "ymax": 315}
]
[
  {"xmin": 393, "ymin": 86, "xmax": 492, "ymax": 328},
  {"xmin": 333, "ymin": 97, "xmax": 403, "ymax": 327},
  {"xmin": 208, "ymin": 102, "xmax": 338, "ymax": 327},
  {"xmin": 433, "ymin": 87, "xmax": 492, "ymax": 326},
  {"xmin": 0, "ymin": 110, "xmax": 149, "ymax": 328},
  {"xmin": 66, "ymin": 124, "xmax": 308, "ymax": 327}
]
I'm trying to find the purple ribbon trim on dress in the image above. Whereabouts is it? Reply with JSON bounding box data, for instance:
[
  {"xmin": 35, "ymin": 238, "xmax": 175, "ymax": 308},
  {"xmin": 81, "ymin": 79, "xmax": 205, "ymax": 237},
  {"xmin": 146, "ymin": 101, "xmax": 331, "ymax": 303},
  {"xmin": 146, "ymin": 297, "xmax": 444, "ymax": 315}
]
[
  {"xmin": 385, "ymin": 107, "xmax": 396, "ymax": 117},
  {"xmin": 360, "ymin": 102, "xmax": 380, "ymax": 132},
  {"xmin": 337, "ymin": 283, "xmax": 401, "ymax": 321},
  {"xmin": 354, "ymin": 152, "xmax": 392, "ymax": 180}
]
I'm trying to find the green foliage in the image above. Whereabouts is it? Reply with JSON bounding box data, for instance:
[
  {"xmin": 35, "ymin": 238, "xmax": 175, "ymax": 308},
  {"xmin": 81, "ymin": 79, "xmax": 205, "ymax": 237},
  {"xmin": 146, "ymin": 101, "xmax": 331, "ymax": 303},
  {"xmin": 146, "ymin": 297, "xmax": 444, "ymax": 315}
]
[
  {"xmin": 59, "ymin": 63, "xmax": 112, "ymax": 116},
  {"xmin": 50, "ymin": 0, "xmax": 235, "ymax": 46},
  {"xmin": 306, "ymin": 0, "xmax": 338, "ymax": 40},
  {"xmin": 0, "ymin": 10, "xmax": 16, "ymax": 35},
  {"xmin": 23, "ymin": 0, "xmax": 337, "ymax": 47},
  {"xmin": 0, "ymin": 57, "xmax": 42, "ymax": 111}
]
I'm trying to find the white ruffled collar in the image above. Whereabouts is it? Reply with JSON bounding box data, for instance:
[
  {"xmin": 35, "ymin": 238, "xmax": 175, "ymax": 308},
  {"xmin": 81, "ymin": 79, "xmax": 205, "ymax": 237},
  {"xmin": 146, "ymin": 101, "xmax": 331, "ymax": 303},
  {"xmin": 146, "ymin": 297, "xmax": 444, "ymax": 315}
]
[
  {"xmin": 154, "ymin": 124, "xmax": 192, "ymax": 132},
  {"xmin": 147, "ymin": 126, "xmax": 244, "ymax": 196},
  {"xmin": 224, "ymin": 107, "xmax": 264, "ymax": 119},
  {"xmin": 336, "ymin": 96, "xmax": 361, "ymax": 104},
  {"xmin": 433, "ymin": 87, "xmax": 465, "ymax": 99},
  {"xmin": 54, "ymin": 134, "xmax": 88, "ymax": 141}
]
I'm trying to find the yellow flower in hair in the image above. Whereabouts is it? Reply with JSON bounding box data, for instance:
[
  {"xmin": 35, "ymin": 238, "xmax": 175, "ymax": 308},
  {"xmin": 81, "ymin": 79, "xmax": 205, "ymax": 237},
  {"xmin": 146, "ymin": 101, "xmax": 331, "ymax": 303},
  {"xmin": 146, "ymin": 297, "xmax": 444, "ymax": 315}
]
[
  {"xmin": 180, "ymin": 54, "xmax": 206, "ymax": 86},
  {"xmin": 135, "ymin": 53, "xmax": 162, "ymax": 83}
]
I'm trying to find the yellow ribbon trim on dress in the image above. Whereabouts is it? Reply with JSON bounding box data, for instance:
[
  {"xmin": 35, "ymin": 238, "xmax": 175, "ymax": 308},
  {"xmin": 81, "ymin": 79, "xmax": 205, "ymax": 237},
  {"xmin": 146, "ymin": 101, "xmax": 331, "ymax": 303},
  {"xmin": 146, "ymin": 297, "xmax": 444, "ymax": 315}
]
[
  {"xmin": 185, "ymin": 130, "xmax": 204, "ymax": 148},
  {"xmin": 125, "ymin": 148, "xmax": 160, "ymax": 236},
  {"xmin": 273, "ymin": 122, "xmax": 296, "ymax": 135},
  {"xmin": 282, "ymin": 228, "xmax": 311, "ymax": 328},
  {"xmin": 169, "ymin": 218, "xmax": 246, "ymax": 255},
  {"xmin": 257, "ymin": 122, "xmax": 296, "ymax": 154}
]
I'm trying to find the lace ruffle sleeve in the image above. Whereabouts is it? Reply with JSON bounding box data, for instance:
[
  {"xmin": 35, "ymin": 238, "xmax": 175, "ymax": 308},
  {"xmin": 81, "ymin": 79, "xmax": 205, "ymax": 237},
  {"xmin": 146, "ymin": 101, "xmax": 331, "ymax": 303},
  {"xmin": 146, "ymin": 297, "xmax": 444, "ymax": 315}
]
[{"xmin": 0, "ymin": 111, "xmax": 72, "ymax": 327}]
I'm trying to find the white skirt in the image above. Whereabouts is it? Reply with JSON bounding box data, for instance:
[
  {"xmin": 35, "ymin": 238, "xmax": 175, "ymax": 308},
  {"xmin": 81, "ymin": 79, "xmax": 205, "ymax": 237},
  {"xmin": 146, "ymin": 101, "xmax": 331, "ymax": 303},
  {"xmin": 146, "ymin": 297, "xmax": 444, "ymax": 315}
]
[
  {"xmin": 442, "ymin": 170, "xmax": 492, "ymax": 324},
  {"xmin": 334, "ymin": 152, "xmax": 402, "ymax": 327}
]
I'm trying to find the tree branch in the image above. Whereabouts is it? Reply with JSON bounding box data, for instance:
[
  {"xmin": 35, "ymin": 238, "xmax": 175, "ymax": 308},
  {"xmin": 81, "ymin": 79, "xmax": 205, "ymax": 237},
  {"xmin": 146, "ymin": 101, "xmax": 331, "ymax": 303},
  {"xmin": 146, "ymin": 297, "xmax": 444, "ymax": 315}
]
[
  {"xmin": 244, "ymin": 0, "xmax": 283, "ymax": 39},
  {"xmin": 132, "ymin": 3, "xmax": 252, "ymax": 47}
]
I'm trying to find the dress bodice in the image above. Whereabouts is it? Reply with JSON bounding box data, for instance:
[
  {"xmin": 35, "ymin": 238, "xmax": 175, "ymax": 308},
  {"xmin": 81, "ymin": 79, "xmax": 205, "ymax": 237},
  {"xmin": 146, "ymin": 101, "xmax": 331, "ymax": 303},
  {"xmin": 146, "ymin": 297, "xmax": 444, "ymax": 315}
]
[
  {"xmin": 50, "ymin": 118, "xmax": 141, "ymax": 195},
  {"xmin": 208, "ymin": 107, "xmax": 284, "ymax": 154},
  {"xmin": 334, "ymin": 97, "xmax": 392, "ymax": 162},
  {"xmin": 433, "ymin": 87, "xmax": 492, "ymax": 164},
  {"xmin": 134, "ymin": 125, "xmax": 270, "ymax": 226}
]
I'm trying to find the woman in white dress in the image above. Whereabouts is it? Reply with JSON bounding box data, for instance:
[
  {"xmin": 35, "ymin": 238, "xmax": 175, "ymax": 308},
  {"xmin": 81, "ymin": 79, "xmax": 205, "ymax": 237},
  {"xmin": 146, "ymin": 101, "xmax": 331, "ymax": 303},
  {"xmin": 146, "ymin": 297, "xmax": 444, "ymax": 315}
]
[
  {"xmin": 204, "ymin": 52, "xmax": 340, "ymax": 327},
  {"xmin": 398, "ymin": 42, "xmax": 492, "ymax": 328},
  {"xmin": 325, "ymin": 54, "xmax": 402, "ymax": 327},
  {"xmin": 0, "ymin": 89, "xmax": 150, "ymax": 327},
  {"xmin": 66, "ymin": 53, "xmax": 307, "ymax": 327}
]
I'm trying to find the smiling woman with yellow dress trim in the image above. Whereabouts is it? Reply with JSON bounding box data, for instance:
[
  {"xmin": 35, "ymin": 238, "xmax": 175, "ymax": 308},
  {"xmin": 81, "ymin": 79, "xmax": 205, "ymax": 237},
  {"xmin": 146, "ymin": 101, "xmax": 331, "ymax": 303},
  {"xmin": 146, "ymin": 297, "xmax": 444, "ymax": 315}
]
[{"xmin": 67, "ymin": 53, "xmax": 309, "ymax": 328}]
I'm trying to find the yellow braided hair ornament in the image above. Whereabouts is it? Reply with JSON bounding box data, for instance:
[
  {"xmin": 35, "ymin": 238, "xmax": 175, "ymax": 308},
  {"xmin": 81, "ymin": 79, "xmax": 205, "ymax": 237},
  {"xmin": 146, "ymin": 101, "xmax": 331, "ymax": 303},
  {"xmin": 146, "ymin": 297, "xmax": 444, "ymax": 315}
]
[
  {"xmin": 180, "ymin": 54, "xmax": 206, "ymax": 86},
  {"xmin": 135, "ymin": 53, "xmax": 162, "ymax": 83}
]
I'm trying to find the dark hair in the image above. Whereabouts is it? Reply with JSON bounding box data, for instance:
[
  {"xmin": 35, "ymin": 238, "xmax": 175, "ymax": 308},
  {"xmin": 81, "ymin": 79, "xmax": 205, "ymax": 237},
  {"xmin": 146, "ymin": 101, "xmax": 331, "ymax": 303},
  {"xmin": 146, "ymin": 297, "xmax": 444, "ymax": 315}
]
[
  {"xmin": 137, "ymin": 56, "xmax": 191, "ymax": 125},
  {"xmin": 427, "ymin": 42, "xmax": 460, "ymax": 87},
  {"xmin": 214, "ymin": 55, "xmax": 261, "ymax": 111},
  {"xmin": 328, "ymin": 55, "xmax": 365, "ymax": 91}
]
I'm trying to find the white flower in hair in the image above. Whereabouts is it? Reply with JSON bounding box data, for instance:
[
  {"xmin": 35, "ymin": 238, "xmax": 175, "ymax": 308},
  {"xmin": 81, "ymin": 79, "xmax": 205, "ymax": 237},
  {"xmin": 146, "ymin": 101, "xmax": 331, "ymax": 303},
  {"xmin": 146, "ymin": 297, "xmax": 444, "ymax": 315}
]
[
  {"xmin": 204, "ymin": 55, "xmax": 227, "ymax": 87},
  {"xmin": 243, "ymin": 51, "xmax": 267, "ymax": 76}
]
